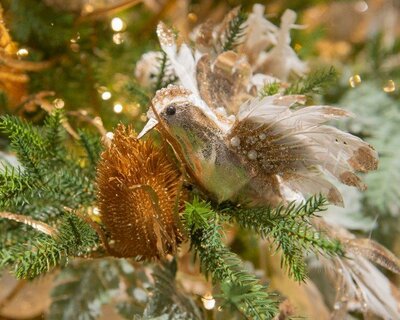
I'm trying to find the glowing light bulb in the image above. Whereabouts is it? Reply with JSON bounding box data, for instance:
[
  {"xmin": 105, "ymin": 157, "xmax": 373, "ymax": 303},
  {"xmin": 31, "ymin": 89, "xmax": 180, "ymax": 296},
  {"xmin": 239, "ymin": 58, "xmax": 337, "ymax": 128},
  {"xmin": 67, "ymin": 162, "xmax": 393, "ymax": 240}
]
[
  {"xmin": 53, "ymin": 98, "xmax": 65, "ymax": 109},
  {"xmin": 113, "ymin": 103, "xmax": 123, "ymax": 113},
  {"xmin": 355, "ymin": 1, "xmax": 368, "ymax": 12},
  {"xmin": 101, "ymin": 91, "xmax": 112, "ymax": 100},
  {"xmin": 113, "ymin": 33, "xmax": 124, "ymax": 45},
  {"xmin": 111, "ymin": 17, "xmax": 125, "ymax": 32},
  {"xmin": 16, "ymin": 48, "xmax": 29, "ymax": 57},
  {"xmin": 106, "ymin": 132, "xmax": 114, "ymax": 140},
  {"xmin": 188, "ymin": 12, "xmax": 198, "ymax": 23},
  {"xmin": 349, "ymin": 74, "xmax": 362, "ymax": 88},
  {"xmin": 383, "ymin": 80, "xmax": 396, "ymax": 93},
  {"xmin": 201, "ymin": 294, "xmax": 216, "ymax": 310},
  {"xmin": 93, "ymin": 207, "xmax": 100, "ymax": 215}
]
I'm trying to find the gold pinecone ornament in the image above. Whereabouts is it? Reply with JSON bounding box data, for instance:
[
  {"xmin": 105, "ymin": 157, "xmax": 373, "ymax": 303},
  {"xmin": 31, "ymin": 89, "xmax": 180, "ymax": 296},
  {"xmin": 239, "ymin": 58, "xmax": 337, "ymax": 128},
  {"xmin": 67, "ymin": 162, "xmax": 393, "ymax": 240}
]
[{"xmin": 97, "ymin": 124, "xmax": 185, "ymax": 259}]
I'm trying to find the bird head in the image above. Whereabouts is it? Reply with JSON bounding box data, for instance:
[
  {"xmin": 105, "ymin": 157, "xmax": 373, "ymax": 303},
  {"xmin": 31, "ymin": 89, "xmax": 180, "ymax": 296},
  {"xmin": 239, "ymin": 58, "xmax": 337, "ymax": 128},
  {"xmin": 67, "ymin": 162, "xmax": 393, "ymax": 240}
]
[{"xmin": 138, "ymin": 85, "xmax": 232, "ymax": 140}]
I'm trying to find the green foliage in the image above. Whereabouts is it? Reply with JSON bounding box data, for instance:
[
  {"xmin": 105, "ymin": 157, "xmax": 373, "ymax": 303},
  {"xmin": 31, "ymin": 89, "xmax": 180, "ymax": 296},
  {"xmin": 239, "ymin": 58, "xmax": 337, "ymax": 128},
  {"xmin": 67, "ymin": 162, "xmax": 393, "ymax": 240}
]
[
  {"xmin": 225, "ymin": 195, "xmax": 343, "ymax": 282},
  {"xmin": 0, "ymin": 112, "xmax": 104, "ymax": 278},
  {"xmin": 285, "ymin": 66, "xmax": 338, "ymax": 97},
  {"xmin": 0, "ymin": 111, "xmax": 100, "ymax": 216},
  {"xmin": 0, "ymin": 165, "xmax": 33, "ymax": 208},
  {"xmin": 184, "ymin": 197, "xmax": 278, "ymax": 319},
  {"xmin": 0, "ymin": 115, "xmax": 47, "ymax": 179},
  {"xmin": 259, "ymin": 82, "xmax": 281, "ymax": 97},
  {"xmin": 126, "ymin": 82, "xmax": 151, "ymax": 107},
  {"xmin": 143, "ymin": 260, "xmax": 202, "ymax": 320},
  {"xmin": 222, "ymin": 9, "xmax": 248, "ymax": 52},
  {"xmin": 1, "ymin": 213, "xmax": 99, "ymax": 279},
  {"xmin": 78, "ymin": 130, "xmax": 103, "ymax": 170},
  {"xmin": 154, "ymin": 52, "xmax": 178, "ymax": 91},
  {"xmin": 8, "ymin": 0, "xmax": 74, "ymax": 54}
]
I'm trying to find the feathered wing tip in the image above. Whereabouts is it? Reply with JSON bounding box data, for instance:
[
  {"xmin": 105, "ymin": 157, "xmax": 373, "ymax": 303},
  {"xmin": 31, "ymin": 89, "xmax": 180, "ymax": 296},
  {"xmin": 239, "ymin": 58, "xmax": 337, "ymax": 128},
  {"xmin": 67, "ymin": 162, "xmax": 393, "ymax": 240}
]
[
  {"xmin": 196, "ymin": 52, "xmax": 253, "ymax": 115},
  {"xmin": 315, "ymin": 220, "xmax": 400, "ymax": 319},
  {"xmin": 156, "ymin": 22, "xmax": 199, "ymax": 96},
  {"xmin": 232, "ymin": 95, "xmax": 378, "ymax": 206}
]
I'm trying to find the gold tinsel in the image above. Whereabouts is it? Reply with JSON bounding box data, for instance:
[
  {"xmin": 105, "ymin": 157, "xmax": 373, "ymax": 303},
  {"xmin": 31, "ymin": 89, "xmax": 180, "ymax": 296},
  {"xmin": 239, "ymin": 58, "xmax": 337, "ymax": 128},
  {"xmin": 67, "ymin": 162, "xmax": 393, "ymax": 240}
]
[
  {"xmin": 97, "ymin": 124, "xmax": 185, "ymax": 259},
  {"xmin": 0, "ymin": 5, "xmax": 28, "ymax": 109}
]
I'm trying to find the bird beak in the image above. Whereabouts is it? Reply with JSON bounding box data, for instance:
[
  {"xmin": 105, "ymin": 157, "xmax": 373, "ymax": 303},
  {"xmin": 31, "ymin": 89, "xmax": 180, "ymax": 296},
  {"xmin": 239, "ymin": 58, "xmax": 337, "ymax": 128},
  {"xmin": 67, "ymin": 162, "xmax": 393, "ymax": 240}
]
[{"xmin": 137, "ymin": 118, "xmax": 159, "ymax": 139}]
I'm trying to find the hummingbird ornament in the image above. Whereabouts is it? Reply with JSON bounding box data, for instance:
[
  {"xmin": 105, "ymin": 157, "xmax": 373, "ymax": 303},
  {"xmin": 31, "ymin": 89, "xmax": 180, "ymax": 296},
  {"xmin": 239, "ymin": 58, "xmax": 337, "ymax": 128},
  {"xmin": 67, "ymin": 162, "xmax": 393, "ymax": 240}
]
[{"xmin": 137, "ymin": 20, "xmax": 378, "ymax": 207}]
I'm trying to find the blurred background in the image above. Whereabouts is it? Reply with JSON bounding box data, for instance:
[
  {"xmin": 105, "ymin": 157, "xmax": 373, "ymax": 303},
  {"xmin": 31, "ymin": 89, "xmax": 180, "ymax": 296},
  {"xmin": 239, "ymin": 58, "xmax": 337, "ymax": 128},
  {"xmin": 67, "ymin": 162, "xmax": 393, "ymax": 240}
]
[{"xmin": 0, "ymin": 0, "xmax": 399, "ymax": 319}]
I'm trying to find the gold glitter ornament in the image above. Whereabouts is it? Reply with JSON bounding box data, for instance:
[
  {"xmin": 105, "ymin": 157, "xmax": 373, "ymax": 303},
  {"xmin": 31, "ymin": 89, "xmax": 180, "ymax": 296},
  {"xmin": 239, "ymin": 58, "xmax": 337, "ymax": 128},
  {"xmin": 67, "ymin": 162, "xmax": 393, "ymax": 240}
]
[{"xmin": 97, "ymin": 124, "xmax": 185, "ymax": 259}]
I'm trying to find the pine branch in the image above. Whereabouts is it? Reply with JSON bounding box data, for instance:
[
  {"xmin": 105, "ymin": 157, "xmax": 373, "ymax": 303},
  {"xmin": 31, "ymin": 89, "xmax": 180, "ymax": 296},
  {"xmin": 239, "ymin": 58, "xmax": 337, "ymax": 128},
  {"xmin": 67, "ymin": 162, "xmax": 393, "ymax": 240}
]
[
  {"xmin": 284, "ymin": 67, "xmax": 338, "ymax": 96},
  {"xmin": 1, "ymin": 213, "xmax": 99, "ymax": 279},
  {"xmin": 259, "ymin": 82, "xmax": 281, "ymax": 97},
  {"xmin": 224, "ymin": 195, "xmax": 343, "ymax": 282},
  {"xmin": 0, "ymin": 113, "xmax": 98, "ymax": 217},
  {"xmin": 9, "ymin": 0, "xmax": 74, "ymax": 52},
  {"xmin": 0, "ymin": 115, "xmax": 46, "ymax": 178},
  {"xmin": 0, "ymin": 165, "xmax": 32, "ymax": 208},
  {"xmin": 43, "ymin": 108, "xmax": 67, "ymax": 159},
  {"xmin": 154, "ymin": 52, "xmax": 177, "ymax": 91},
  {"xmin": 222, "ymin": 9, "xmax": 248, "ymax": 52},
  {"xmin": 183, "ymin": 197, "xmax": 278, "ymax": 319},
  {"xmin": 126, "ymin": 82, "xmax": 151, "ymax": 107},
  {"xmin": 78, "ymin": 130, "xmax": 103, "ymax": 170}
]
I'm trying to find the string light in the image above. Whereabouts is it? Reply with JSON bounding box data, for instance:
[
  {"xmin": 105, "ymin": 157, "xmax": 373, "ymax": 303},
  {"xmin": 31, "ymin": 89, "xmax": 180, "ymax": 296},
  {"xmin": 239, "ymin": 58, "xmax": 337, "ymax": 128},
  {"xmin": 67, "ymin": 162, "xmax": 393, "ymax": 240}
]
[
  {"xmin": 383, "ymin": 80, "xmax": 396, "ymax": 93},
  {"xmin": 113, "ymin": 33, "xmax": 124, "ymax": 45},
  {"xmin": 349, "ymin": 74, "xmax": 362, "ymax": 88},
  {"xmin": 201, "ymin": 293, "xmax": 216, "ymax": 310},
  {"xmin": 53, "ymin": 98, "xmax": 65, "ymax": 109},
  {"xmin": 93, "ymin": 207, "xmax": 100, "ymax": 215},
  {"xmin": 70, "ymin": 33, "xmax": 80, "ymax": 44},
  {"xmin": 101, "ymin": 91, "xmax": 112, "ymax": 100},
  {"xmin": 106, "ymin": 132, "xmax": 114, "ymax": 140},
  {"xmin": 16, "ymin": 48, "xmax": 29, "ymax": 57},
  {"xmin": 354, "ymin": 1, "xmax": 368, "ymax": 13},
  {"xmin": 111, "ymin": 17, "xmax": 125, "ymax": 32},
  {"xmin": 187, "ymin": 12, "xmax": 198, "ymax": 23},
  {"xmin": 113, "ymin": 103, "xmax": 123, "ymax": 113}
]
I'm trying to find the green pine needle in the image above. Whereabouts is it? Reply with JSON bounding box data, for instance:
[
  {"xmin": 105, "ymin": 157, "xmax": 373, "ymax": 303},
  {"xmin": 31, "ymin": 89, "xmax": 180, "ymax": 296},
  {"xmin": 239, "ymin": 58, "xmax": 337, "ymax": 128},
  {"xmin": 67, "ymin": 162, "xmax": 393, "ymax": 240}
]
[
  {"xmin": 225, "ymin": 195, "xmax": 343, "ymax": 282},
  {"xmin": 126, "ymin": 82, "xmax": 151, "ymax": 107},
  {"xmin": 284, "ymin": 66, "xmax": 338, "ymax": 96},
  {"xmin": 154, "ymin": 52, "xmax": 178, "ymax": 91},
  {"xmin": 4, "ymin": 213, "xmax": 99, "ymax": 279},
  {"xmin": 183, "ymin": 197, "xmax": 278, "ymax": 319},
  {"xmin": 222, "ymin": 9, "xmax": 248, "ymax": 52},
  {"xmin": 260, "ymin": 82, "xmax": 281, "ymax": 97}
]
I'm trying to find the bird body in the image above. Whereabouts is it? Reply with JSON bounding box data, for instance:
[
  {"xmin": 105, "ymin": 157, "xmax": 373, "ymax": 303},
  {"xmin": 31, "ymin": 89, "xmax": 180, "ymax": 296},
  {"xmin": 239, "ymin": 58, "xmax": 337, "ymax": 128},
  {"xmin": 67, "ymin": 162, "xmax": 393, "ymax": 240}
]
[{"xmin": 138, "ymin": 22, "xmax": 378, "ymax": 207}]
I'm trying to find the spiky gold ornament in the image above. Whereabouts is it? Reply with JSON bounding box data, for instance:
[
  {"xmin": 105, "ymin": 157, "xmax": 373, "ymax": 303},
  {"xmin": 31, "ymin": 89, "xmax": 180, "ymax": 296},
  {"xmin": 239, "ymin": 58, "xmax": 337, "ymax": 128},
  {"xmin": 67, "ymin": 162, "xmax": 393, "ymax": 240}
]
[{"xmin": 97, "ymin": 124, "xmax": 185, "ymax": 259}]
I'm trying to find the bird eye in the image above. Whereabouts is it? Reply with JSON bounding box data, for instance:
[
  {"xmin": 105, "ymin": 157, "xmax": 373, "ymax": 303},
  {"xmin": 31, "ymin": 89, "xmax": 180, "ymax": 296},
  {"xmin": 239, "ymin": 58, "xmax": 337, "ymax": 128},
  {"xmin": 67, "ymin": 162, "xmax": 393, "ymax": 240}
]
[{"xmin": 166, "ymin": 105, "xmax": 176, "ymax": 116}]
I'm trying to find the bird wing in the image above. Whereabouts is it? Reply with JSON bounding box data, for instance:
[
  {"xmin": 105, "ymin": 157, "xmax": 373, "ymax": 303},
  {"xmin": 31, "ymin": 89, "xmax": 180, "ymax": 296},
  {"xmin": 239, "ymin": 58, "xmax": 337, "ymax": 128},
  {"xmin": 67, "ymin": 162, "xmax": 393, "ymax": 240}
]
[
  {"xmin": 157, "ymin": 22, "xmax": 200, "ymax": 96},
  {"xmin": 228, "ymin": 95, "xmax": 378, "ymax": 206}
]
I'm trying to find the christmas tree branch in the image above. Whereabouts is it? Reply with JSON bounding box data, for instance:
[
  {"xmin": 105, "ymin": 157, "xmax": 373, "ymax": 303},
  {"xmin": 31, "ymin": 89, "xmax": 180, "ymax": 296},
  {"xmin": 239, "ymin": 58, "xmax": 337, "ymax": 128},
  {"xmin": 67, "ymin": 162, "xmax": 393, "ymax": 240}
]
[
  {"xmin": 183, "ymin": 197, "xmax": 278, "ymax": 319},
  {"xmin": 222, "ymin": 8, "xmax": 248, "ymax": 52},
  {"xmin": 223, "ymin": 195, "xmax": 343, "ymax": 282},
  {"xmin": 1, "ymin": 213, "xmax": 99, "ymax": 279},
  {"xmin": 284, "ymin": 66, "xmax": 338, "ymax": 96}
]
